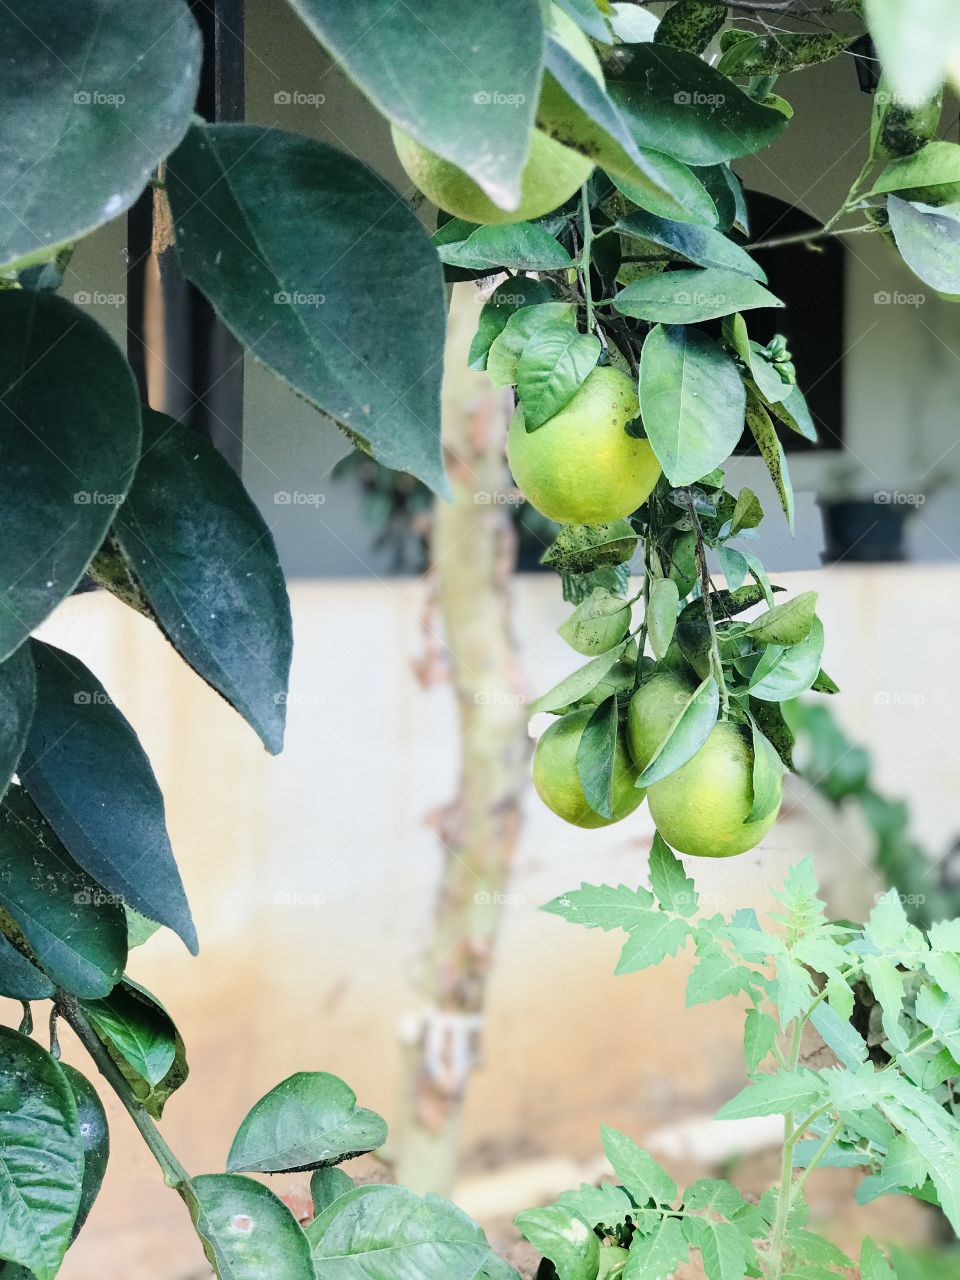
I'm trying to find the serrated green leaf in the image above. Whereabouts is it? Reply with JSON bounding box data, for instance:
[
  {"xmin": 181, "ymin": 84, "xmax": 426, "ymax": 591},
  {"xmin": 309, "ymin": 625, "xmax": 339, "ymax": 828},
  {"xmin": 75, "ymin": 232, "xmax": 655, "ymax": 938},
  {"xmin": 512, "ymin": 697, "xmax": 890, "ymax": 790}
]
[
  {"xmin": 716, "ymin": 1070, "xmax": 827, "ymax": 1121},
  {"xmin": 648, "ymin": 835, "xmax": 698, "ymax": 917},
  {"xmin": 623, "ymin": 1215, "xmax": 688, "ymax": 1279},
  {"xmin": 542, "ymin": 882, "xmax": 657, "ymax": 932},
  {"xmin": 687, "ymin": 938, "xmax": 759, "ymax": 1008},
  {"xmin": 809, "ymin": 1001, "xmax": 868, "ymax": 1070},
  {"xmin": 743, "ymin": 1008, "xmax": 778, "ymax": 1073},
  {"xmin": 601, "ymin": 1126, "xmax": 677, "ymax": 1206},
  {"xmin": 860, "ymin": 1237, "xmax": 897, "ymax": 1280},
  {"xmin": 616, "ymin": 912, "xmax": 690, "ymax": 974}
]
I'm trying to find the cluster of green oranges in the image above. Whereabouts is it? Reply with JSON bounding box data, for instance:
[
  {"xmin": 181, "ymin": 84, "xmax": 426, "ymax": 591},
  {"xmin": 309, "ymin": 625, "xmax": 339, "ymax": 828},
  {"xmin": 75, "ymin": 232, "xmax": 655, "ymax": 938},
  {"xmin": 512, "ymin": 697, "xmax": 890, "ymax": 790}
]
[{"xmin": 533, "ymin": 673, "xmax": 781, "ymax": 859}]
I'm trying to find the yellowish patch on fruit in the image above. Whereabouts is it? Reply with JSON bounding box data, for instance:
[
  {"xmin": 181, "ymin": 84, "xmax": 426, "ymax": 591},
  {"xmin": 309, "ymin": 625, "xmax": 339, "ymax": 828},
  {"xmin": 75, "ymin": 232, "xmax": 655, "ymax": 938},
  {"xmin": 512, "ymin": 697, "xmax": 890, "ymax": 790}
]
[
  {"xmin": 533, "ymin": 708, "xmax": 644, "ymax": 829},
  {"xmin": 508, "ymin": 366, "xmax": 661, "ymax": 524},
  {"xmin": 647, "ymin": 721, "xmax": 781, "ymax": 858}
]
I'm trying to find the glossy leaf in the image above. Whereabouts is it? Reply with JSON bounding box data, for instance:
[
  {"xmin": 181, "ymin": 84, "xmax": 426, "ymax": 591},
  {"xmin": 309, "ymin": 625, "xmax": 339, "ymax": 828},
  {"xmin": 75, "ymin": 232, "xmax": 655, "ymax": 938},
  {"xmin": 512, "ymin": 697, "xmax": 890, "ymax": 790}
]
[
  {"xmin": 746, "ymin": 721, "xmax": 783, "ymax": 823},
  {"xmin": 468, "ymin": 280, "xmax": 554, "ymax": 370},
  {"xmin": 655, "ymin": 0, "xmax": 726, "ymax": 55},
  {"xmin": 615, "ymin": 268, "xmax": 782, "ymax": 323},
  {"xmin": 312, "ymin": 1183, "xmax": 505, "ymax": 1277},
  {"xmin": 530, "ymin": 644, "xmax": 629, "ymax": 715},
  {"xmin": 437, "ymin": 223, "xmax": 574, "ymax": 272},
  {"xmin": 0, "ymin": 293, "xmax": 141, "ymax": 660},
  {"xmin": 0, "ymin": 645, "xmax": 35, "ymax": 805},
  {"xmin": 749, "ymin": 617, "xmax": 825, "ymax": 702},
  {"xmin": 601, "ymin": 1125, "xmax": 677, "ymax": 1204},
  {"xmin": 616, "ymin": 210, "xmax": 766, "ymax": 281},
  {"xmin": 0, "ymin": 1027, "xmax": 83, "ymax": 1280},
  {"xmin": 577, "ymin": 697, "xmax": 619, "ymax": 820},
  {"xmin": 888, "ymin": 196, "xmax": 960, "ymax": 294},
  {"xmin": 558, "ymin": 591, "xmax": 632, "ymax": 656},
  {"xmin": 541, "ymin": 520, "xmax": 638, "ymax": 575},
  {"xmin": 61, "ymin": 1064, "xmax": 109, "ymax": 1240},
  {"xmin": 517, "ymin": 327, "xmax": 601, "ymax": 430},
  {"xmin": 539, "ymin": 40, "xmax": 698, "ymax": 226},
  {"xmin": 607, "ymin": 44, "xmax": 790, "ymax": 166},
  {"xmin": 745, "ymin": 394, "xmax": 794, "ymax": 532},
  {"xmin": 768, "ymin": 383, "xmax": 817, "ymax": 443},
  {"xmin": 610, "ymin": 155, "xmax": 720, "ymax": 228},
  {"xmin": 745, "ymin": 591, "xmax": 818, "ymax": 647},
  {"xmin": 190, "ymin": 1174, "xmax": 315, "ymax": 1280},
  {"xmin": 639, "ymin": 325, "xmax": 746, "ymax": 486},
  {"xmin": 285, "ymin": 0, "xmax": 543, "ymax": 211},
  {"xmin": 20, "ymin": 641, "xmax": 197, "ymax": 953},
  {"xmin": 166, "ymin": 124, "xmax": 448, "ymax": 495},
  {"xmin": 514, "ymin": 1204, "xmax": 599, "ymax": 1280},
  {"xmin": 555, "ymin": 0, "xmax": 613, "ymax": 42},
  {"xmin": 717, "ymin": 31, "xmax": 849, "ymax": 76},
  {"xmin": 636, "ymin": 675, "xmax": 719, "ymax": 787},
  {"xmin": 869, "ymin": 141, "xmax": 960, "ymax": 200},
  {"xmin": 487, "ymin": 303, "xmax": 577, "ymax": 388},
  {"xmin": 81, "ymin": 980, "xmax": 177, "ymax": 1092},
  {"xmin": 0, "ymin": 0, "xmax": 201, "ymax": 267},
  {"xmin": 98, "ymin": 410, "xmax": 292, "ymax": 754},
  {"xmin": 0, "ymin": 937, "xmax": 53, "ymax": 1002},
  {"xmin": 647, "ymin": 577, "xmax": 680, "ymax": 661},
  {"xmin": 0, "ymin": 787, "xmax": 126, "ymax": 998},
  {"xmin": 310, "ymin": 1167, "xmax": 354, "ymax": 1217},
  {"xmin": 228, "ymin": 1072, "xmax": 387, "ymax": 1174}
]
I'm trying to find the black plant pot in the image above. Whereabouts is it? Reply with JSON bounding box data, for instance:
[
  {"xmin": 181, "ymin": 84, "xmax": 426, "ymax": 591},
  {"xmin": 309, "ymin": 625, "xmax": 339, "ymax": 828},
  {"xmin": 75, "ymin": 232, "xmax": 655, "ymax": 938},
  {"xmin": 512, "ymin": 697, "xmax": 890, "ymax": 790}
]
[{"xmin": 819, "ymin": 499, "xmax": 909, "ymax": 564}]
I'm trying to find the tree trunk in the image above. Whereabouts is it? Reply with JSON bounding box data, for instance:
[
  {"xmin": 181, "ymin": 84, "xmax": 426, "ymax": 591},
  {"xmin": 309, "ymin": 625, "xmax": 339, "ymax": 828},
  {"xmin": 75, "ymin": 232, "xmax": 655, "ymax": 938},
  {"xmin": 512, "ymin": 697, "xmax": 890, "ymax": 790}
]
[{"xmin": 395, "ymin": 283, "xmax": 530, "ymax": 1194}]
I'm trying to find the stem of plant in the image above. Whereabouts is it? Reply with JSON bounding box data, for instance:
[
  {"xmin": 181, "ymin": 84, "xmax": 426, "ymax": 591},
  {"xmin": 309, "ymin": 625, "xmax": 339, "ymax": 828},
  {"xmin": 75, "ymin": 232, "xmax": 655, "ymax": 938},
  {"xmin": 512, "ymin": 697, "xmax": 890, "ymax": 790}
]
[
  {"xmin": 822, "ymin": 159, "xmax": 876, "ymax": 234},
  {"xmin": 684, "ymin": 492, "xmax": 729, "ymax": 717},
  {"xmin": 750, "ymin": 222, "xmax": 876, "ymax": 252},
  {"xmin": 579, "ymin": 183, "xmax": 595, "ymax": 332},
  {"xmin": 56, "ymin": 992, "xmax": 193, "ymax": 1193}
]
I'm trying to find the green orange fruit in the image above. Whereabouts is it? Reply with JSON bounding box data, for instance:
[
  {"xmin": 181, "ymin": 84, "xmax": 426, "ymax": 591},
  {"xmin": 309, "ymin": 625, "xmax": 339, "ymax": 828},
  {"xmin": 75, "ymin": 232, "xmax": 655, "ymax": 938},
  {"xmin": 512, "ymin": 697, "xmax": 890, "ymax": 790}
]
[
  {"xmin": 508, "ymin": 366, "xmax": 661, "ymax": 524},
  {"xmin": 533, "ymin": 708, "xmax": 645, "ymax": 829},
  {"xmin": 646, "ymin": 721, "xmax": 781, "ymax": 858},
  {"xmin": 391, "ymin": 7, "xmax": 601, "ymax": 225},
  {"xmin": 626, "ymin": 672, "xmax": 696, "ymax": 772}
]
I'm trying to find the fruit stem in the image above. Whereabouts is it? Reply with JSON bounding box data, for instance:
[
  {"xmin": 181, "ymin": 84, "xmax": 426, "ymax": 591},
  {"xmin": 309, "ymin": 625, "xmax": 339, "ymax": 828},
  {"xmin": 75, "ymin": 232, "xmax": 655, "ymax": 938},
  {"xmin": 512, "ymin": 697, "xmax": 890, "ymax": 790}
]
[
  {"xmin": 684, "ymin": 491, "xmax": 729, "ymax": 717},
  {"xmin": 579, "ymin": 183, "xmax": 595, "ymax": 332}
]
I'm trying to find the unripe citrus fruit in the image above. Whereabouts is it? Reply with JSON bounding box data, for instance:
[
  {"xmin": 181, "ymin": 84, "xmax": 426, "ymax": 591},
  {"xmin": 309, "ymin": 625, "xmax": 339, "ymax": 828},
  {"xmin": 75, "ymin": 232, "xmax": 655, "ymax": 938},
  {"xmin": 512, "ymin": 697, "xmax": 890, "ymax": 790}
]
[
  {"xmin": 508, "ymin": 366, "xmax": 661, "ymax": 524},
  {"xmin": 533, "ymin": 708, "xmax": 645, "ymax": 829},
  {"xmin": 647, "ymin": 721, "xmax": 781, "ymax": 858},
  {"xmin": 391, "ymin": 7, "xmax": 601, "ymax": 225},
  {"xmin": 626, "ymin": 672, "xmax": 695, "ymax": 772}
]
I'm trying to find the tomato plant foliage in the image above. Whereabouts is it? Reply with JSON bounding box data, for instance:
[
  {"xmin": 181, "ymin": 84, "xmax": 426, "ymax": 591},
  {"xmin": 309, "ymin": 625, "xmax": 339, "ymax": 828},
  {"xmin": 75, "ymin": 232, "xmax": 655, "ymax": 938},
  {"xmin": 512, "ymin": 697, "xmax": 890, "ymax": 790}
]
[{"xmin": 0, "ymin": 0, "xmax": 957, "ymax": 1278}]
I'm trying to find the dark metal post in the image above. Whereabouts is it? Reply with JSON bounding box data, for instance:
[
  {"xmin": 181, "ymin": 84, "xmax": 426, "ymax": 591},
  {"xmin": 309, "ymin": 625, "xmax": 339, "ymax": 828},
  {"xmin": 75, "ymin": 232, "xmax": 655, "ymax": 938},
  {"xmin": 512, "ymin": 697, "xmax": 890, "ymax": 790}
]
[{"xmin": 125, "ymin": 0, "xmax": 246, "ymax": 470}]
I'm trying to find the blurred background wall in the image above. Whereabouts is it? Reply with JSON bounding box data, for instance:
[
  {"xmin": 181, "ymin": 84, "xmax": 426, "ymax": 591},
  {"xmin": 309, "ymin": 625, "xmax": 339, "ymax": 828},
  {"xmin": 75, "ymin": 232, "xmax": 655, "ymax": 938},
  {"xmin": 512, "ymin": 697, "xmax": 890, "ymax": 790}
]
[{"xmin": 30, "ymin": 2, "xmax": 960, "ymax": 1276}]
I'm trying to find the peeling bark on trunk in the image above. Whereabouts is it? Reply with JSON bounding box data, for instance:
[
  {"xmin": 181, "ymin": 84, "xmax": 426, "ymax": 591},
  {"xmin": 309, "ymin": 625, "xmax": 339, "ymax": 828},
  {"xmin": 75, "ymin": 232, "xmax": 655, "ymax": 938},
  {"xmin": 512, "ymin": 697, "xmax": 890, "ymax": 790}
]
[{"xmin": 395, "ymin": 283, "xmax": 531, "ymax": 1194}]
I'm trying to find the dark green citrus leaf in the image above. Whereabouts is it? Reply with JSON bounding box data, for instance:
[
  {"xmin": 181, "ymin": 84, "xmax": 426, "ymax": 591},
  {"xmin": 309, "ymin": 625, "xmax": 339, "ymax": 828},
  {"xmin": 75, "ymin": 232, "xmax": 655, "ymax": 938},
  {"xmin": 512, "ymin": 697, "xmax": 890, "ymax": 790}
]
[
  {"xmin": 97, "ymin": 410, "xmax": 292, "ymax": 754},
  {"xmin": 0, "ymin": 936, "xmax": 53, "ymax": 1002},
  {"xmin": 0, "ymin": 646, "xmax": 35, "ymax": 805},
  {"xmin": 285, "ymin": 0, "xmax": 543, "ymax": 211},
  {"xmin": 635, "ymin": 674, "xmax": 719, "ymax": 786},
  {"xmin": 0, "ymin": 1027, "xmax": 83, "ymax": 1280},
  {"xmin": 310, "ymin": 1167, "xmax": 354, "ymax": 1217},
  {"xmin": 227, "ymin": 1072, "xmax": 387, "ymax": 1174},
  {"xmin": 616, "ymin": 210, "xmax": 766, "ymax": 281},
  {"xmin": 20, "ymin": 641, "xmax": 196, "ymax": 953},
  {"xmin": 0, "ymin": 787, "xmax": 126, "ymax": 998},
  {"xmin": 0, "ymin": 0, "xmax": 201, "ymax": 267},
  {"xmin": 189, "ymin": 1174, "xmax": 315, "ymax": 1280},
  {"xmin": 166, "ymin": 124, "xmax": 448, "ymax": 495},
  {"xmin": 0, "ymin": 293, "xmax": 141, "ymax": 660},
  {"xmin": 60, "ymin": 1064, "xmax": 109, "ymax": 1240},
  {"xmin": 615, "ymin": 268, "xmax": 782, "ymax": 323}
]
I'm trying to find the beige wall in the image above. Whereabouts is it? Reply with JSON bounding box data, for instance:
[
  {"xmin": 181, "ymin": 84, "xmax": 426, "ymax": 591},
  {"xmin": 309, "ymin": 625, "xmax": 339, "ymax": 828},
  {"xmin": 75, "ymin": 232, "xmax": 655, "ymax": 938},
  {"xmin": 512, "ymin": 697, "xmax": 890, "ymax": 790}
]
[{"xmin": 19, "ymin": 562, "xmax": 951, "ymax": 1279}]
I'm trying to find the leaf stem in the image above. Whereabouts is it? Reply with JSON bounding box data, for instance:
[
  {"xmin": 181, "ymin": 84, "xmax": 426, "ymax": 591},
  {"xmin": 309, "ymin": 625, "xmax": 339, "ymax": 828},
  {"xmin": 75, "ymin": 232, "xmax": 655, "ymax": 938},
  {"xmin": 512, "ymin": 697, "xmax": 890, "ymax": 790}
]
[
  {"xmin": 750, "ymin": 222, "xmax": 876, "ymax": 252},
  {"xmin": 579, "ymin": 183, "xmax": 595, "ymax": 332},
  {"xmin": 684, "ymin": 491, "xmax": 729, "ymax": 717},
  {"xmin": 55, "ymin": 992, "xmax": 193, "ymax": 1192},
  {"xmin": 793, "ymin": 1117, "xmax": 843, "ymax": 1197}
]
